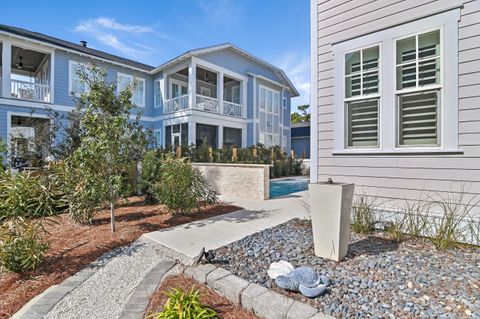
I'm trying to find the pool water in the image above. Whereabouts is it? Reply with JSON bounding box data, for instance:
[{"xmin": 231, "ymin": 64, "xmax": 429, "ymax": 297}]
[{"xmin": 269, "ymin": 177, "xmax": 309, "ymax": 198}]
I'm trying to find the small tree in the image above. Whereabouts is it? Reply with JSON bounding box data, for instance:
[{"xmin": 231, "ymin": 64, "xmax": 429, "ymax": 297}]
[
  {"xmin": 291, "ymin": 104, "xmax": 310, "ymax": 124},
  {"xmin": 73, "ymin": 66, "xmax": 147, "ymax": 232}
]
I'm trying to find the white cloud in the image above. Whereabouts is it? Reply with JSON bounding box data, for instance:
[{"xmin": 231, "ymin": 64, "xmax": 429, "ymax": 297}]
[
  {"xmin": 74, "ymin": 17, "xmax": 161, "ymax": 61},
  {"xmin": 275, "ymin": 52, "xmax": 311, "ymax": 112},
  {"xmin": 196, "ymin": 0, "xmax": 242, "ymax": 25}
]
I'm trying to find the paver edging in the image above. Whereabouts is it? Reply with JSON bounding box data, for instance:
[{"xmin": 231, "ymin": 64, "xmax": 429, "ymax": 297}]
[
  {"xmin": 119, "ymin": 260, "xmax": 177, "ymax": 319},
  {"xmin": 183, "ymin": 264, "xmax": 335, "ymax": 319}
]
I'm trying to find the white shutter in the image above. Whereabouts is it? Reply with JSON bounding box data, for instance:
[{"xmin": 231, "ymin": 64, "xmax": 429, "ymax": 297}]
[
  {"xmin": 346, "ymin": 98, "xmax": 379, "ymax": 147},
  {"xmin": 398, "ymin": 90, "xmax": 439, "ymax": 146}
]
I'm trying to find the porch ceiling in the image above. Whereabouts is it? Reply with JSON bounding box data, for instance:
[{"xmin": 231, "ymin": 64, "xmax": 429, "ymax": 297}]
[{"xmin": 11, "ymin": 46, "xmax": 47, "ymax": 73}]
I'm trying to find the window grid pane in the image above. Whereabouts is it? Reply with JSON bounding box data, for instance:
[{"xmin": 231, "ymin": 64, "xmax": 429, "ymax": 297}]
[{"xmin": 345, "ymin": 46, "xmax": 379, "ymax": 98}]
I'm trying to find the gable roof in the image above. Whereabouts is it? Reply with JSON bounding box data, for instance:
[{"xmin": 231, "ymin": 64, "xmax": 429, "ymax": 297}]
[
  {"xmin": 152, "ymin": 43, "xmax": 300, "ymax": 97},
  {"xmin": 0, "ymin": 25, "xmax": 299, "ymax": 97},
  {"xmin": 0, "ymin": 24, "xmax": 155, "ymax": 71}
]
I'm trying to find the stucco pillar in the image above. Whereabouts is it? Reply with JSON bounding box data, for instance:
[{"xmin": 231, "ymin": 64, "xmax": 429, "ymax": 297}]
[
  {"xmin": 2, "ymin": 41, "xmax": 11, "ymax": 98},
  {"xmin": 218, "ymin": 124, "xmax": 223, "ymax": 148},
  {"xmin": 309, "ymin": 182, "xmax": 354, "ymax": 262}
]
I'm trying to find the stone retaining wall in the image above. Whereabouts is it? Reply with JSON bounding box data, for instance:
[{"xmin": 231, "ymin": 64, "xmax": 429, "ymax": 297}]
[{"xmin": 192, "ymin": 163, "xmax": 270, "ymax": 200}]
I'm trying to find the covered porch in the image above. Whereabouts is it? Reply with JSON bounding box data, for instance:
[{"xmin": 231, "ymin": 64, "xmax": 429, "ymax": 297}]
[{"xmin": 162, "ymin": 58, "xmax": 247, "ymax": 120}]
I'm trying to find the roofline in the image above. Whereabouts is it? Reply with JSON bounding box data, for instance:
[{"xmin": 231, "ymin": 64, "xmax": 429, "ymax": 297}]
[
  {"xmin": 0, "ymin": 25, "xmax": 299, "ymax": 96},
  {"xmin": 0, "ymin": 27, "xmax": 154, "ymax": 72},
  {"xmin": 152, "ymin": 43, "xmax": 300, "ymax": 97}
]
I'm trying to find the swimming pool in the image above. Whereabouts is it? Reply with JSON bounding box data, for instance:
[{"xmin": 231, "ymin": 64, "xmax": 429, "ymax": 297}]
[{"xmin": 269, "ymin": 177, "xmax": 309, "ymax": 198}]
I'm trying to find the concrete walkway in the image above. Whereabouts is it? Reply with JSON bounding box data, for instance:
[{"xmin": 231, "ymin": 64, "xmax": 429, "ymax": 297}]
[{"xmin": 143, "ymin": 190, "xmax": 310, "ymax": 263}]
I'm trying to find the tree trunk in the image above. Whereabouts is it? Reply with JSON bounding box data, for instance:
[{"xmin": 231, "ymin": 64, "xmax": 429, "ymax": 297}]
[{"xmin": 110, "ymin": 202, "xmax": 115, "ymax": 232}]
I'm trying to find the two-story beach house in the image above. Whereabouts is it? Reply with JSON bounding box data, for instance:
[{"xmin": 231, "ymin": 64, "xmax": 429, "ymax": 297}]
[
  {"xmin": 311, "ymin": 1, "xmax": 480, "ymax": 214},
  {"xmin": 0, "ymin": 24, "xmax": 298, "ymax": 161}
]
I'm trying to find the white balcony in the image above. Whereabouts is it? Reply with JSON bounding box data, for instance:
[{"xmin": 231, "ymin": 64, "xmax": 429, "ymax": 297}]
[
  {"xmin": 195, "ymin": 95, "xmax": 219, "ymax": 113},
  {"xmin": 223, "ymin": 101, "xmax": 243, "ymax": 118},
  {"xmin": 11, "ymin": 79, "xmax": 51, "ymax": 103},
  {"xmin": 164, "ymin": 95, "xmax": 189, "ymax": 114},
  {"xmin": 162, "ymin": 64, "xmax": 246, "ymax": 119}
]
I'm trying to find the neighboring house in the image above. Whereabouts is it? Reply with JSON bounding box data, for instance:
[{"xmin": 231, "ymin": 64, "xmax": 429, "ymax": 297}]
[
  {"xmin": 310, "ymin": 1, "xmax": 480, "ymax": 213},
  {"xmin": 0, "ymin": 24, "xmax": 298, "ymax": 162},
  {"xmin": 291, "ymin": 122, "xmax": 310, "ymax": 158}
]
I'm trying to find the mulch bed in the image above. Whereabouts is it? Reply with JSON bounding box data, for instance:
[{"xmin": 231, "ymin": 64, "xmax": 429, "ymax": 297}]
[
  {"xmin": 0, "ymin": 197, "xmax": 240, "ymax": 319},
  {"xmin": 145, "ymin": 274, "xmax": 259, "ymax": 319}
]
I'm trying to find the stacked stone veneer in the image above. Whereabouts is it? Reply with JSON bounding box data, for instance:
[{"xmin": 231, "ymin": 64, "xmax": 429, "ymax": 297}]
[{"xmin": 192, "ymin": 163, "xmax": 270, "ymax": 200}]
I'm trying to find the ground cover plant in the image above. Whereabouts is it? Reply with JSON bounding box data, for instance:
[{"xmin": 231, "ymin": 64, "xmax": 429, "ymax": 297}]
[{"xmin": 146, "ymin": 274, "xmax": 258, "ymax": 319}]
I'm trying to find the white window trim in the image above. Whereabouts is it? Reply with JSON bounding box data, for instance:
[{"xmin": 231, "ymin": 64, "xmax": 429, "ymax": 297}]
[
  {"xmin": 332, "ymin": 9, "xmax": 460, "ymax": 154},
  {"xmin": 153, "ymin": 129, "xmax": 162, "ymax": 147},
  {"xmin": 117, "ymin": 72, "xmax": 146, "ymax": 108},
  {"xmin": 68, "ymin": 60, "xmax": 88, "ymax": 97},
  {"xmin": 154, "ymin": 80, "xmax": 162, "ymax": 108}
]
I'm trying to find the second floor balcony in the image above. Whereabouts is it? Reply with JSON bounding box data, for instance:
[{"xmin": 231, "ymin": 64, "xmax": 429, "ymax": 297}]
[
  {"xmin": 163, "ymin": 65, "xmax": 246, "ymax": 119},
  {"xmin": 0, "ymin": 42, "xmax": 52, "ymax": 103}
]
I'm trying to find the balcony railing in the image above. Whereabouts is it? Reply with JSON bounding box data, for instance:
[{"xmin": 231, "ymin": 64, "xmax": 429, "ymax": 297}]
[
  {"xmin": 164, "ymin": 95, "xmax": 189, "ymax": 114},
  {"xmin": 11, "ymin": 79, "xmax": 51, "ymax": 103},
  {"xmin": 223, "ymin": 101, "xmax": 243, "ymax": 118},
  {"xmin": 195, "ymin": 95, "xmax": 219, "ymax": 113}
]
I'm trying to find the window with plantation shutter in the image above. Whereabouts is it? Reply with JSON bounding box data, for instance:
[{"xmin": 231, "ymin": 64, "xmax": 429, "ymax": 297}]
[
  {"xmin": 347, "ymin": 99, "xmax": 379, "ymax": 147},
  {"xmin": 344, "ymin": 45, "xmax": 380, "ymax": 148},
  {"xmin": 396, "ymin": 30, "xmax": 441, "ymax": 147}
]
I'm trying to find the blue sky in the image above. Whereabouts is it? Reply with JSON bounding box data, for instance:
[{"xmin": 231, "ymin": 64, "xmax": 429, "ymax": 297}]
[{"xmin": 0, "ymin": 0, "xmax": 310, "ymax": 112}]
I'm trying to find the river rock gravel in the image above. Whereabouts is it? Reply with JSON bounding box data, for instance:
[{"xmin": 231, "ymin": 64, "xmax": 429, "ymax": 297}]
[
  {"xmin": 45, "ymin": 238, "xmax": 166, "ymax": 319},
  {"xmin": 213, "ymin": 219, "xmax": 480, "ymax": 318}
]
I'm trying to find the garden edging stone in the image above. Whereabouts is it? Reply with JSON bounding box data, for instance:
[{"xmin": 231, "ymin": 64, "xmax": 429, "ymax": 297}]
[{"xmin": 184, "ymin": 264, "xmax": 334, "ymax": 319}]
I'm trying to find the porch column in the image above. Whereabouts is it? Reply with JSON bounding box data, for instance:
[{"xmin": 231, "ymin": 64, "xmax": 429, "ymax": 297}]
[
  {"xmin": 188, "ymin": 62, "xmax": 196, "ymax": 109},
  {"xmin": 218, "ymin": 124, "xmax": 223, "ymax": 148},
  {"xmin": 189, "ymin": 120, "xmax": 196, "ymax": 146},
  {"xmin": 2, "ymin": 41, "xmax": 11, "ymax": 99},
  {"xmin": 218, "ymin": 72, "xmax": 224, "ymax": 116},
  {"xmin": 242, "ymin": 79, "xmax": 247, "ymax": 118}
]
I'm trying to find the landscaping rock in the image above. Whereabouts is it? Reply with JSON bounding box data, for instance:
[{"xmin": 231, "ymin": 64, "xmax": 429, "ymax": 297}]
[
  {"xmin": 213, "ymin": 218, "xmax": 480, "ymax": 318},
  {"xmin": 184, "ymin": 264, "xmax": 217, "ymax": 284},
  {"xmin": 253, "ymin": 291, "xmax": 294, "ymax": 319},
  {"xmin": 213, "ymin": 275, "xmax": 249, "ymax": 304},
  {"xmin": 240, "ymin": 283, "xmax": 268, "ymax": 311}
]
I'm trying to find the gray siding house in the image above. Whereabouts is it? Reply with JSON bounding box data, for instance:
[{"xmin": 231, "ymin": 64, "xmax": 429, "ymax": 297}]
[
  {"xmin": 310, "ymin": 1, "xmax": 480, "ymax": 214},
  {"xmin": 0, "ymin": 25, "xmax": 298, "ymax": 163}
]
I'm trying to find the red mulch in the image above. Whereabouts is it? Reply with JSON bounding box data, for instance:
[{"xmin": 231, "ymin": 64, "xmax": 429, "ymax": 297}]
[
  {"xmin": 146, "ymin": 274, "xmax": 259, "ymax": 319},
  {"xmin": 0, "ymin": 197, "xmax": 240, "ymax": 319}
]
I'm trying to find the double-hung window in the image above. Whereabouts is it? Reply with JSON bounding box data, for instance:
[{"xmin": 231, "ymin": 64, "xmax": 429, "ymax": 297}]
[
  {"xmin": 117, "ymin": 73, "xmax": 145, "ymax": 107},
  {"xmin": 69, "ymin": 61, "xmax": 88, "ymax": 96},
  {"xmin": 395, "ymin": 30, "xmax": 441, "ymax": 147},
  {"xmin": 333, "ymin": 9, "xmax": 459, "ymax": 154},
  {"xmin": 154, "ymin": 80, "xmax": 162, "ymax": 108},
  {"xmin": 344, "ymin": 45, "xmax": 380, "ymax": 148}
]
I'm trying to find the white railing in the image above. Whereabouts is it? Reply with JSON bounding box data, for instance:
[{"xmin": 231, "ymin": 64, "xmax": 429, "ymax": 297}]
[
  {"xmin": 223, "ymin": 101, "xmax": 243, "ymax": 118},
  {"xmin": 164, "ymin": 95, "xmax": 189, "ymax": 114},
  {"xmin": 11, "ymin": 79, "xmax": 51, "ymax": 103},
  {"xmin": 195, "ymin": 95, "xmax": 219, "ymax": 113}
]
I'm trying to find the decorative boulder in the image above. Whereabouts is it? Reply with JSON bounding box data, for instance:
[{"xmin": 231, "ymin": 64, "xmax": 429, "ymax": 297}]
[
  {"xmin": 275, "ymin": 275, "xmax": 299, "ymax": 291},
  {"xmin": 267, "ymin": 261, "xmax": 294, "ymax": 279},
  {"xmin": 299, "ymin": 284, "xmax": 327, "ymax": 298},
  {"xmin": 286, "ymin": 267, "xmax": 321, "ymax": 288}
]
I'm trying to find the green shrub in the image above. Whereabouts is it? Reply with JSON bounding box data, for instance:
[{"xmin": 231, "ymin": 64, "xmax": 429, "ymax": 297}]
[
  {"xmin": 155, "ymin": 158, "xmax": 217, "ymax": 215},
  {"xmin": 0, "ymin": 171, "xmax": 64, "ymax": 222},
  {"xmin": 148, "ymin": 287, "xmax": 217, "ymax": 319},
  {"xmin": 51, "ymin": 158, "xmax": 104, "ymax": 224},
  {"xmin": 139, "ymin": 150, "xmax": 163, "ymax": 203},
  {"xmin": 0, "ymin": 217, "xmax": 50, "ymax": 273},
  {"xmin": 0, "ymin": 137, "xmax": 6, "ymax": 170}
]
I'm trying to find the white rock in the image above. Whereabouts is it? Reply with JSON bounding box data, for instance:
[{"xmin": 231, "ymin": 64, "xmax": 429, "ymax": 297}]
[{"xmin": 267, "ymin": 260, "xmax": 294, "ymax": 279}]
